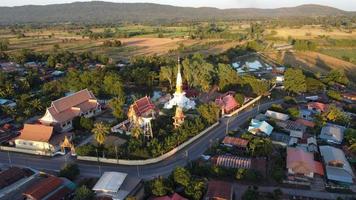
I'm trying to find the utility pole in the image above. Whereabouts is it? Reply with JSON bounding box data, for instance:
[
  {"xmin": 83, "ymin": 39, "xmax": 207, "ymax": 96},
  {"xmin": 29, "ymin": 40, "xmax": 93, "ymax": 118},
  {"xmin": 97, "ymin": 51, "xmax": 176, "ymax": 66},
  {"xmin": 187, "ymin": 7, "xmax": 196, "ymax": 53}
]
[
  {"xmin": 136, "ymin": 165, "xmax": 140, "ymax": 178},
  {"xmin": 225, "ymin": 117, "xmax": 231, "ymax": 135},
  {"xmin": 95, "ymin": 148, "xmax": 101, "ymax": 176},
  {"xmin": 7, "ymin": 151, "xmax": 12, "ymax": 167},
  {"xmin": 115, "ymin": 146, "xmax": 119, "ymax": 164}
]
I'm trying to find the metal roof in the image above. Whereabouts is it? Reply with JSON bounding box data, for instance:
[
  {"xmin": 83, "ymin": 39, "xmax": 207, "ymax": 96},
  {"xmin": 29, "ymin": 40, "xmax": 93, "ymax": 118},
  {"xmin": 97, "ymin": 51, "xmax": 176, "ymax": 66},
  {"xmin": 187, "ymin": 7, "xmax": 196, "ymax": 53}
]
[{"xmin": 92, "ymin": 172, "xmax": 127, "ymax": 193}]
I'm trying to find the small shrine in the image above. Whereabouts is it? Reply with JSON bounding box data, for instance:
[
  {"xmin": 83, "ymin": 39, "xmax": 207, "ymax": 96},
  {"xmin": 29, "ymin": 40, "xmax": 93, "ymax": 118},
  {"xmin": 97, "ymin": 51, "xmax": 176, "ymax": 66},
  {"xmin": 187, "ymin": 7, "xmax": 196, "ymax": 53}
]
[{"xmin": 173, "ymin": 106, "xmax": 185, "ymax": 128}]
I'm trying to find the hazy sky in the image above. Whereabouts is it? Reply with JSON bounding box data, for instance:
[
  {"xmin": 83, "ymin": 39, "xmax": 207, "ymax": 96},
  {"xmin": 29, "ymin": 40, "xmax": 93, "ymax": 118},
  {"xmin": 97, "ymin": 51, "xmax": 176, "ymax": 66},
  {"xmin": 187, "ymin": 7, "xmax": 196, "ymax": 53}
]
[{"xmin": 1, "ymin": 0, "xmax": 356, "ymax": 11}]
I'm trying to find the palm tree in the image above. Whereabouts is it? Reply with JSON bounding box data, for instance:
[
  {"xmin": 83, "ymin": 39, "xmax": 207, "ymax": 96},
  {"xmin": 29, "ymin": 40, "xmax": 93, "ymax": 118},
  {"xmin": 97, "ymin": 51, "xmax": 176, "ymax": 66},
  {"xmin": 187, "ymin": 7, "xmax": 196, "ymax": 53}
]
[
  {"xmin": 92, "ymin": 122, "xmax": 110, "ymax": 146},
  {"xmin": 31, "ymin": 98, "xmax": 43, "ymax": 112}
]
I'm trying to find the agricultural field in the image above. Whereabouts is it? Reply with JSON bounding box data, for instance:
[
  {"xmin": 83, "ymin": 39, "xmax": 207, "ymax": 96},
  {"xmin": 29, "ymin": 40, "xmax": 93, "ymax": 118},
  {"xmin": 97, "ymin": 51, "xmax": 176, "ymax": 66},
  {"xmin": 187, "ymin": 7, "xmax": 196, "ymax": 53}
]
[{"xmin": 318, "ymin": 48, "xmax": 356, "ymax": 65}]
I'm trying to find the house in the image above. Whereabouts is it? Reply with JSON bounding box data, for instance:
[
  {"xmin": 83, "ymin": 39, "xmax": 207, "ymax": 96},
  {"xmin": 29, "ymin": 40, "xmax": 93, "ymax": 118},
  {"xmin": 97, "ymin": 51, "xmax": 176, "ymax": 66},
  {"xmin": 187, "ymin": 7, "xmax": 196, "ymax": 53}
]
[
  {"xmin": 290, "ymin": 130, "xmax": 303, "ymax": 139},
  {"xmin": 215, "ymin": 92, "xmax": 240, "ymax": 115},
  {"xmin": 23, "ymin": 176, "xmax": 75, "ymax": 200},
  {"xmin": 299, "ymin": 109, "xmax": 313, "ymax": 120},
  {"xmin": 92, "ymin": 172, "xmax": 142, "ymax": 200},
  {"xmin": 0, "ymin": 98, "xmax": 16, "ymax": 108},
  {"xmin": 248, "ymin": 119, "xmax": 273, "ymax": 136},
  {"xmin": 276, "ymin": 120, "xmax": 306, "ymax": 133},
  {"xmin": 0, "ymin": 167, "xmax": 34, "ymax": 190},
  {"xmin": 128, "ymin": 96, "xmax": 156, "ymax": 120},
  {"xmin": 307, "ymin": 102, "xmax": 328, "ymax": 113},
  {"xmin": 295, "ymin": 119, "xmax": 315, "ymax": 128},
  {"xmin": 319, "ymin": 146, "xmax": 355, "ymax": 185},
  {"xmin": 342, "ymin": 92, "xmax": 356, "ymax": 103},
  {"xmin": 287, "ymin": 147, "xmax": 324, "ymax": 179},
  {"xmin": 222, "ymin": 136, "xmax": 249, "ymax": 150},
  {"xmin": 153, "ymin": 193, "xmax": 187, "ymax": 200},
  {"xmin": 40, "ymin": 89, "xmax": 101, "ymax": 132},
  {"xmin": 13, "ymin": 124, "xmax": 72, "ymax": 154},
  {"xmin": 265, "ymin": 110, "xmax": 289, "ymax": 121},
  {"xmin": 319, "ymin": 124, "xmax": 346, "ymax": 144},
  {"xmin": 212, "ymin": 155, "xmax": 266, "ymax": 176},
  {"xmin": 204, "ymin": 180, "xmax": 233, "ymax": 200},
  {"xmin": 275, "ymin": 75, "xmax": 284, "ymax": 84}
]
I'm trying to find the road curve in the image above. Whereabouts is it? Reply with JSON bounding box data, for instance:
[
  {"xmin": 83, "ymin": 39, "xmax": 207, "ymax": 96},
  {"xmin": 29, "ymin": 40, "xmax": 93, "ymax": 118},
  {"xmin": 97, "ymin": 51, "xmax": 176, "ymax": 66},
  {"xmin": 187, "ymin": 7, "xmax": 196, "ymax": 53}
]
[{"xmin": 0, "ymin": 99, "xmax": 283, "ymax": 180}]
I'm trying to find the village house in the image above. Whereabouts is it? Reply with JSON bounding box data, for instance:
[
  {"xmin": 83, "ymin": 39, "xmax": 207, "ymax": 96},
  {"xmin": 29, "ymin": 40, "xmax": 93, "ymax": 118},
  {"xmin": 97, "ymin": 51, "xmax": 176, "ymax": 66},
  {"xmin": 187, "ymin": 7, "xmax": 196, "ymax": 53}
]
[
  {"xmin": 92, "ymin": 172, "xmax": 143, "ymax": 200},
  {"xmin": 342, "ymin": 92, "xmax": 356, "ymax": 103},
  {"xmin": 265, "ymin": 110, "xmax": 290, "ymax": 121},
  {"xmin": 248, "ymin": 119, "xmax": 274, "ymax": 136},
  {"xmin": 40, "ymin": 89, "xmax": 101, "ymax": 132},
  {"xmin": 222, "ymin": 136, "xmax": 249, "ymax": 151},
  {"xmin": 286, "ymin": 147, "xmax": 324, "ymax": 180},
  {"xmin": 215, "ymin": 92, "xmax": 240, "ymax": 115},
  {"xmin": 307, "ymin": 102, "xmax": 328, "ymax": 113},
  {"xmin": 13, "ymin": 124, "xmax": 72, "ymax": 154},
  {"xmin": 212, "ymin": 155, "xmax": 267, "ymax": 176},
  {"xmin": 204, "ymin": 180, "xmax": 233, "ymax": 200},
  {"xmin": 320, "ymin": 146, "xmax": 355, "ymax": 185},
  {"xmin": 152, "ymin": 193, "xmax": 187, "ymax": 200},
  {"xmin": 319, "ymin": 123, "xmax": 346, "ymax": 145},
  {"xmin": 23, "ymin": 176, "xmax": 75, "ymax": 200}
]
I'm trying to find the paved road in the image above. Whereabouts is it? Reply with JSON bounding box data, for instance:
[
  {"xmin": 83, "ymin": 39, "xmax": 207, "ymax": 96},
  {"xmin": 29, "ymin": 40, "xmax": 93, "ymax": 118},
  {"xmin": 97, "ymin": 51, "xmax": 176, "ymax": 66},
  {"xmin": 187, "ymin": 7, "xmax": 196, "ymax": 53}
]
[{"xmin": 0, "ymin": 99, "xmax": 282, "ymax": 180}]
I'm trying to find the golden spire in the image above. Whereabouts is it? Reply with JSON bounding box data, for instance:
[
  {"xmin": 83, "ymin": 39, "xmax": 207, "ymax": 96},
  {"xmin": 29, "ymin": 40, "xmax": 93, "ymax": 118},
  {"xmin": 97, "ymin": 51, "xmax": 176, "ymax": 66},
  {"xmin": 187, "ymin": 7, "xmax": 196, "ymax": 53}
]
[{"xmin": 176, "ymin": 57, "xmax": 183, "ymax": 94}]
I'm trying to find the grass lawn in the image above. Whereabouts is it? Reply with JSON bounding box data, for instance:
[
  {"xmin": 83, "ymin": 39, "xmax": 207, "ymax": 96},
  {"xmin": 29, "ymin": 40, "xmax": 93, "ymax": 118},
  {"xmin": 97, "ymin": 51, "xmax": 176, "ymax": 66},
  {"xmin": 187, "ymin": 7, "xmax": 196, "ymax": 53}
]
[{"xmin": 318, "ymin": 48, "xmax": 356, "ymax": 65}]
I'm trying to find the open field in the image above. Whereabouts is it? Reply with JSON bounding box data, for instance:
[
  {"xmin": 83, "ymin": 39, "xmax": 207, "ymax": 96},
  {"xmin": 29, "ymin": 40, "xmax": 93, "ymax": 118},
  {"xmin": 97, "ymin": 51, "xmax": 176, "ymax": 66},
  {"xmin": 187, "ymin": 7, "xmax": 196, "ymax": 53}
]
[
  {"xmin": 318, "ymin": 48, "xmax": 356, "ymax": 65},
  {"xmin": 265, "ymin": 50, "xmax": 356, "ymax": 81},
  {"xmin": 267, "ymin": 26, "xmax": 356, "ymax": 40}
]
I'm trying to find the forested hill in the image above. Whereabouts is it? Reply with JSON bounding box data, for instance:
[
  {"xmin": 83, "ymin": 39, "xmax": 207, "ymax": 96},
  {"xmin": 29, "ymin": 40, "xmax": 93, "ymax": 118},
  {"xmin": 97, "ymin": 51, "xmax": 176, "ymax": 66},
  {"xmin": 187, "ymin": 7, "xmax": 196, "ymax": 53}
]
[{"xmin": 0, "ymin": 1, "xmax": 353, "ymax": 24}]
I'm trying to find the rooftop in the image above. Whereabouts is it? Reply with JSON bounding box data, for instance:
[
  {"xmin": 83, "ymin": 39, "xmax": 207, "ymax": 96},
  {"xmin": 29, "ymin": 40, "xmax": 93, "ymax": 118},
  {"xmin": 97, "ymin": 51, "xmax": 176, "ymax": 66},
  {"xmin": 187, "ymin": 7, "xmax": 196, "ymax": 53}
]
[
  {"xmin": 17, "ymin": 124, "xmax": 54, "ymax": 142},
  {"xmin": 92, "ymin": 172, "xmax": 128, "ymax": 193},
  {"xmin": 287, "ymin": 147, "xmax": 324, "ymax": 176},
  {"xmin": 205, "ymin": 180, "xmax": 232, "ymax": 200}
]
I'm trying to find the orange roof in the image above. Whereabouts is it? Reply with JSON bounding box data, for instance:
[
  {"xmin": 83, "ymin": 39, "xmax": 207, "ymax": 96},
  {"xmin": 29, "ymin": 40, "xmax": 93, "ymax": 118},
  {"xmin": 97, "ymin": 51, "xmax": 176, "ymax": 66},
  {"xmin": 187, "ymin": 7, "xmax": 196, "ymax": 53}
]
[
  {"xmin": 308, "ymin": 102, "xmax": 328, "ymax": 112},
  {"xmin": 205, "ymin": 180, "xmax": 232, "ymax": 200},
  {"xmin": 131, "ymin": 96, "xmax": 156, "ymax": 117},
  {"xmin": 153, "ymin": 193, "xmax": 187, "ymax": 200},
  {"xmin": 17, "ymin": 124, "xmax": 53, "ymax": 142},
  {"xmin": 287, "ymin": 147, "xmax": 324, "ymax": 176},
  {"xmin": 24, "ymin": 176, "xmax": 63, "ymax": 200},
  {"xmin": 215, "ymin": 92, "xmax": 239, "ymax": 114},
  {"xmin": 52, "ymin": 89, "xmax": 95, "ymax": 113},
  {"xmin": 296, "ymin": 119, "xmax": 316, "ymax": 128},
  {"xmin": 222, "ymin": 136, "xmax": 249, "ymax": 148}
]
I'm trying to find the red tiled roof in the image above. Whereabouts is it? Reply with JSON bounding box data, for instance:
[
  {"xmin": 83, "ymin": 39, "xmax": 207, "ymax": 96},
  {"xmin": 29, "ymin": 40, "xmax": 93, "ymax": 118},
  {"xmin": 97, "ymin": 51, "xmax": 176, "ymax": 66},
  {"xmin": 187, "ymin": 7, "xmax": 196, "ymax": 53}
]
[
  {"xmin": 46, "ymin": 186, "xmax": 72, "ymax": 200},
  {"xmin": 307, "ymin": 102, "xmax": 328, "ymax": 112},
  {"xmin": 52, "ymin": 89, "xmax": 95, "ymax": 113},
  {"xmin": 17, "ymin": 124, "xmax": 54, "ymax": 142},
  {"xmin": 205, "ymin": 180, "xmax": 232, "ymax": 200},
  {"xmin": 0, "ymin": 167, "xmax": 29, "ymax": 189},
  {"xmin": 287, "ymin": 147, "xmax": 324, "ymax": 176},
  {"xmin": 153, "ymin": 193, "xmax": 187, "ymax": 200},
  {"xmin": 296, "ymin": 119, "xmax": 315, "ymax": 128},
  {"xmin": 24, "ymin": 176, "xmax": 63, "ymax": 200},
  {"xmin": 131, "ymin": 96, "xmax": 156, "ymax": 117},
  {"xmin": 222, "ymin": 137, "xmax": 249, "ymax": 148},
  {"xmin": 215, "ymin": 92, "xmax": 239, "ymax": 114}
]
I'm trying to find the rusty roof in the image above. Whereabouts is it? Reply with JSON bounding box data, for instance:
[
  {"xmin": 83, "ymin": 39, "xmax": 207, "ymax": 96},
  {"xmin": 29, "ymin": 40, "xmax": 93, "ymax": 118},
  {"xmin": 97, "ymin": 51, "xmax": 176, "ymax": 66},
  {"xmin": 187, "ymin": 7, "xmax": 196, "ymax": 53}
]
[{"xmin": 17, "ymin": 124, "xmax": 54, "ymax": 142}]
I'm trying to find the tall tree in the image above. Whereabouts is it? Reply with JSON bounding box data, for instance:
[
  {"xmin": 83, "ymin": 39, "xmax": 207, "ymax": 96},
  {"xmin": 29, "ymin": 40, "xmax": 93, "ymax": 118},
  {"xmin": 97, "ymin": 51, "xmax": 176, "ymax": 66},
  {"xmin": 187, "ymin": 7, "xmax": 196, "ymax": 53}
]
[
  {"xmin": 216, "ymin": 63, "xmax": 240, "ymax": 91},
  {"xmin": 92, "ymin": 122, "xmax": 110, "ymax": 145},
  {"xmin": 159, "ymin": 65, "xmax": 177, "ymax": 90},
  {"xmin": 103, "ymin": 74, "xmax": 124, "ymax": 97},
  {"xmin": 284, "ymin": 68, "xmax": 306, "ymax": 94}
]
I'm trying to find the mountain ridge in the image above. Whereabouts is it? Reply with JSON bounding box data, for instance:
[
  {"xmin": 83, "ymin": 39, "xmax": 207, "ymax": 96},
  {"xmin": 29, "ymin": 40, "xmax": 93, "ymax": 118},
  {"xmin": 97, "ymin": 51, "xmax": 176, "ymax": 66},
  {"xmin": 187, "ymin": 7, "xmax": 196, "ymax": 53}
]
[{"xmin": 0, "ymin": 1, "xmax": 353, "ymax": 25}]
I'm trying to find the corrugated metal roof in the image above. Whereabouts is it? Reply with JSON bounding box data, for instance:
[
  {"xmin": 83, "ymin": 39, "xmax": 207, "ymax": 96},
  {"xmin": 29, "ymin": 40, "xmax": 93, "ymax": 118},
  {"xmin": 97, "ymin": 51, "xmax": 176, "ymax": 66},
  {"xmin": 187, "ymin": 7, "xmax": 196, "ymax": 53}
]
[{"xmin": 92, "ymin": 172, "xmax": 127, "ymax": 193}]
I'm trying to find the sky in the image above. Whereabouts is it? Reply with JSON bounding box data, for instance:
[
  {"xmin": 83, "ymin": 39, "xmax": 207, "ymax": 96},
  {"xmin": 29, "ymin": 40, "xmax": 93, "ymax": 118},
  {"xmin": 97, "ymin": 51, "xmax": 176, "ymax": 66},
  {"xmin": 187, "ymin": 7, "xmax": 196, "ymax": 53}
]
[{"xmin": 1, "ymin": 0, "xmax": 356, "ymax": 11}]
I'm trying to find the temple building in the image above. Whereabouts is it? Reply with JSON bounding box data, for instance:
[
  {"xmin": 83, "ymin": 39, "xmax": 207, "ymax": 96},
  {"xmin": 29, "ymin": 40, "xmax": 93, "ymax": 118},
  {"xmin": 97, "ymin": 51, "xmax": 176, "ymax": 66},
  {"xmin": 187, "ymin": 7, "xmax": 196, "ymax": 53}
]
[
  {"xmin": 40, "ymin": 89, "xmax": 101, "ymax": 132},
  {"xmin": 127, "ymin": 96, "xmax": 157, "ymax": 138},
  {"xmin": 173, "ymin": 106, "xmax": 185, "ymax": 128},
  {"xmin": 164, "ymin": 59, "xmax": 195, "ymax": 110}
]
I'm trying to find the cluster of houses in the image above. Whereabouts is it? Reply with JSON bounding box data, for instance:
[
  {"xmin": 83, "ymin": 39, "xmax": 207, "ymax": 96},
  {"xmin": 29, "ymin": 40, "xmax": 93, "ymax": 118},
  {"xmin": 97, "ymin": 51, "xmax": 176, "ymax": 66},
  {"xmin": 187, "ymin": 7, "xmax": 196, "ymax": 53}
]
[{"xmin": 2, "ymin": 89, "xmax": 102, "ymax": 155}]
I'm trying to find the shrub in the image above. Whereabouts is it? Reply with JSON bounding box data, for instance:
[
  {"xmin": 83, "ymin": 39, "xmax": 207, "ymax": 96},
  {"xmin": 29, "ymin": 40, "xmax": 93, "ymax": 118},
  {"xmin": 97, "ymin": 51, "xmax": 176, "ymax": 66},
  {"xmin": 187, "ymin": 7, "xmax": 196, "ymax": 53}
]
[{"xmin": 59, "ymin": 163, "xmax": 80, "ymax": 181}]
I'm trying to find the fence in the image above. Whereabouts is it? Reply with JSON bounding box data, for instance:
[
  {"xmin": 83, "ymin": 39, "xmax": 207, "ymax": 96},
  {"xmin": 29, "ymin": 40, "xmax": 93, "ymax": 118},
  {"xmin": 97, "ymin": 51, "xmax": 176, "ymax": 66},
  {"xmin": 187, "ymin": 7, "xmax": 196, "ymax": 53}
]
[
  {"xmin": 0, "ymin": 146, "xmax": 53, "ymax": 156},
  {"xmin": 77, "ymin": 121, "xmax": 220, "ymax": 165}
]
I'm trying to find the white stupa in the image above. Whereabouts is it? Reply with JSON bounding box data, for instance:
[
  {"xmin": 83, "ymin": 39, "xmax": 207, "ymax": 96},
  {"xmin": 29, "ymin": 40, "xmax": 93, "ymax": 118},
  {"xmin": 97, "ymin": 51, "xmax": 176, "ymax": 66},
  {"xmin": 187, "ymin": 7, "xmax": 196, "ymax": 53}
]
[{"xmin": 164, "ymin": 59, "xmax": 196, "ymax": 110}]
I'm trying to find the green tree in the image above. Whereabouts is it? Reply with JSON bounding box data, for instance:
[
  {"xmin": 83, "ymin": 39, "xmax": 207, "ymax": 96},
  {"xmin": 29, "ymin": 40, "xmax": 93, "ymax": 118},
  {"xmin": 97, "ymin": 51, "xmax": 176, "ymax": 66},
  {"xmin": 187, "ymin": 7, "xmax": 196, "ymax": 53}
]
[
  {"xmin": 149, "ymin": 177, "xmax": 172, "ymax": 196},
  {"xmin": 59, "ymin": 163, "xmax": 80, "ymax": 181},
  {"xmin": 109, "ymin": 97, "xmax": 125, "ymax": 119},
  {"xmin": 0, "ymin": 39, "xmax": 9, "ymax": 51},
  {"xmin": 248, "ymin": 137, "xmax": 273, "ymax": 157},
  {"xmin": 197, "ymin": 103, "xmax": 220, "ymax": 124},
  {"xmin": 284, "ymin": 68, "xmax": 306, "ymax": 94},
  {"xmin": 103, "ymin": 74, "xmax": 124, "ymax": 97},
  {"xmin": 92, "ymin": 122, "xmax": 110, "ymax": 145},
  {"xmin": 234, "ymin": 93, "xmax": 245, "ymax": 105},
  {"xmin": 306, "ymin": 77, "xmax": 325, "ymax": 93},
  {"xmin": 184, "ymin": 179, "xmax": 205, "ymax": 200},
  {"xmin": 325, "ymin": 105, "xmax": 350, "ymax": 125},
  {"xmin": 73, "ymin": 185, "xmax": 94, "ymax": 200},
  {"xmin": 242, "ymin": 186, "xmax": 260, "ymax": 200},
  {"xmin": 159, "ymin": 65, "xmax": 176, "ymax": 90},
  {"xmin": 173, "ymin": 167, "xmax": 191, "ymax": 187},
  {"xmin": 327, "ymin": 90, "xmax": 342, "ymax": 101},
  {"xmin": 80, "ymin": 117, "xmax": 94, "ymax": 130},
  {"xmin": 323, "ymin": 69, "xmax": 349, "ymax": 85},
  {"xmin": 217, "ymin": 63, "xmax": 240, "ymax": 91},
  {"xmin": 287, "ymin": 107, "xmax": 300, "ymax": 119}
]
